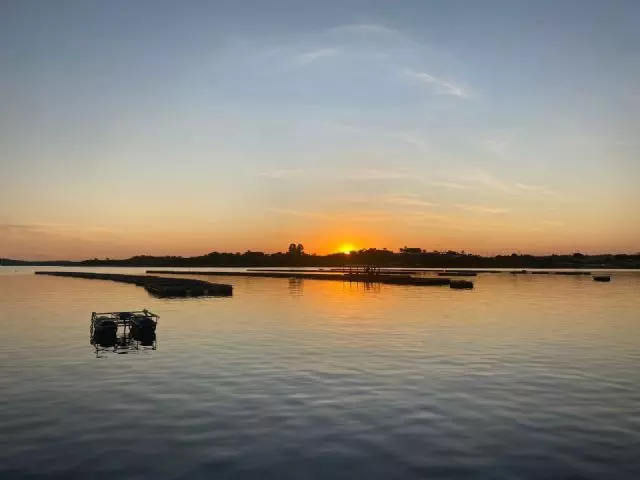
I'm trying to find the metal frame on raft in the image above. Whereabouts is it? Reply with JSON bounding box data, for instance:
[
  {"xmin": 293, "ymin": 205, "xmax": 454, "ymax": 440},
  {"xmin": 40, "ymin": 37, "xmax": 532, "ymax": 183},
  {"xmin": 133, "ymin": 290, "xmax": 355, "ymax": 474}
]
[{"xmin": 90, "ymin": 310, "xmax": 159, "ymax": 357}]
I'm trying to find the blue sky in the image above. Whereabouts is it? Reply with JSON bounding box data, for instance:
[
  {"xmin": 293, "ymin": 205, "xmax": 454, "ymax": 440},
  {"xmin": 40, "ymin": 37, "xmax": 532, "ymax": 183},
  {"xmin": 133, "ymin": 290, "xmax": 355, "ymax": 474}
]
[{"xmin": 1, "ymin": 0, "xmax": 638, "ymax": 258}]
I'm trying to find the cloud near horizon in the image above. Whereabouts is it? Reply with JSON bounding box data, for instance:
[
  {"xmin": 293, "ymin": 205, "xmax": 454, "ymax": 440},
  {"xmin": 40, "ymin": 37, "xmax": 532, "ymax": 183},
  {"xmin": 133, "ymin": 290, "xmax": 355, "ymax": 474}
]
[
  {"xmin": 347, "ymin": 169, "xmax": 421, "ymax": 180},
  {"xmin": 453, "ymin": 204, "xmax": 511, "ymax": 215},
  {"xmin": 255, "ymin": 168, "xmax": 305, "ymax": 178}
]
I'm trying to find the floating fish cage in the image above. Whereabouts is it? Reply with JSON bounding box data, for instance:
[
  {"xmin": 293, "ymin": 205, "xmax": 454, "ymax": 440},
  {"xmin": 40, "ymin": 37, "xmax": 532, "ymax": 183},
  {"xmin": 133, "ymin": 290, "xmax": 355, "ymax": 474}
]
[{"xmin": 90, "ymin": 310, "xmax": 159, "ymax": 356}]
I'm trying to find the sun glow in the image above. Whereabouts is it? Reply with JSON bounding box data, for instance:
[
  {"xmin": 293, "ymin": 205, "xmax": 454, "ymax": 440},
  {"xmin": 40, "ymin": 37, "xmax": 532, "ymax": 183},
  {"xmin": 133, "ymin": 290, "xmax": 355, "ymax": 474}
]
[{"xmin": 338, "ymin": 243, "xmax": 356, "ymax": 254}]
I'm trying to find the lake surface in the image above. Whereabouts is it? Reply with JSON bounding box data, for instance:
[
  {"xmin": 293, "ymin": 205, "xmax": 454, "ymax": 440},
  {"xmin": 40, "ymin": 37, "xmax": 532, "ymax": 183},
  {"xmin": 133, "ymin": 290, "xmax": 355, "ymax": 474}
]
[{"xmin": 1, "ymin": 267, "xmax": 639, "ymax": 479}]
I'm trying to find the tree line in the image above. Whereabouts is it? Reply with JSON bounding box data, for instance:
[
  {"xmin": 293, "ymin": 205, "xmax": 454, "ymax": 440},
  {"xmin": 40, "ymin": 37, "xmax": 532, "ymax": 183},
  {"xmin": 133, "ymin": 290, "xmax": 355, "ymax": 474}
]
[{"xmin": 2, "ymin": 245, "xmax": 639, "ymax": 268}]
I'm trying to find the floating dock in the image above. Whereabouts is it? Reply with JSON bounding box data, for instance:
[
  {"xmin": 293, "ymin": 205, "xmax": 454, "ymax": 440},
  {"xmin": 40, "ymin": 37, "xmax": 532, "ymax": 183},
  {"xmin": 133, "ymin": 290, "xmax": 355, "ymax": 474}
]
[
  {"xmin": 35, "ymin": 271, "xmax": 232, "ymax": 297},
  {"xmin": 147, "ymin": 269, "xmax": 454, "ymax": 287}
]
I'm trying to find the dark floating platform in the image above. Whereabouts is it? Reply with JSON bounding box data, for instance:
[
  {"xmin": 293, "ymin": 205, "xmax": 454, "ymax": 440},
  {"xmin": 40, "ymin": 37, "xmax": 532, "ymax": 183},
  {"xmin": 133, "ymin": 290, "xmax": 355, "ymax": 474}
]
[
  {"xmin": 329, "ymin": 268, "xmax": 428, "ymax": 274},
  {"xmin": 249, "ymin": 268, "xmax": 413, "ymax": 275},
  {"xmin": 509, "ymin": 270, "xmax": 592, "ymax": 275},
  {"xmin": 450, "ymin": 280, "xmax": 474, "ymax": 289},
  {"xmin": 147, "ymin": 270, "xmax": 454, "ymax": 287},
  {"xmin": 35, "ymin": 271, "xmax": 232, "ymax": 297},
  {"xmin": 438, "ymin": 271, "xmax": 478, "ymax": 277},
  {"xmin": 593, "ymin": 275, "xmax": 611, "ymax": 282}
]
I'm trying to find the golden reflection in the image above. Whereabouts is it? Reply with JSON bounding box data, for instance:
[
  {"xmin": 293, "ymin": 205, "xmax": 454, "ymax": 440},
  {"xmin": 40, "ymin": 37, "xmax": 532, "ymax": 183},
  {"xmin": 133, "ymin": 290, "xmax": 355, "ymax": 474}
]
[{"xmin": 2, "ymin": 271, "xmax": 639, "ymax": 360}]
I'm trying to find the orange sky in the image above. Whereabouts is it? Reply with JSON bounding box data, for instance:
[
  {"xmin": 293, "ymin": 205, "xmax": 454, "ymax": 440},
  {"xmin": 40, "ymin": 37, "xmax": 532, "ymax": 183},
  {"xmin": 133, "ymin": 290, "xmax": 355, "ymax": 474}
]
[{"xmin": 1, "ymin": 3, "xmax": 638, "ymax": 260}]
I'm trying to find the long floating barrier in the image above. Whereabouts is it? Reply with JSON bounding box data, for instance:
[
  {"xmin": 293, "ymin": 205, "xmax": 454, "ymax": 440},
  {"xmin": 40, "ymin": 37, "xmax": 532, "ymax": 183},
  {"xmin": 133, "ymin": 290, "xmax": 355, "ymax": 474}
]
[
  {"xmin": 147, "ymin": 270, "xmax": 453, "ymax": 287},
  {"xmin": 510, "ymin": 270, "xmax": 592, "ymax": 275},
  {"xmin": 35, "ymin": 271, "xmax": 232, "ymax": 297},
  {"xmin": 450, "ymin": 280, "xmax": 474, "ymax": 289},
  {"xmin": 554, "ymin": 271, "xmax": 592, "ymax": 275},
  {"xmin": 438, "ymin": 272, "xmax": 478, "ymax": 277},
  {"xmin": 247, "ymin": 268, "xmax": 411, "ymax": 275}
]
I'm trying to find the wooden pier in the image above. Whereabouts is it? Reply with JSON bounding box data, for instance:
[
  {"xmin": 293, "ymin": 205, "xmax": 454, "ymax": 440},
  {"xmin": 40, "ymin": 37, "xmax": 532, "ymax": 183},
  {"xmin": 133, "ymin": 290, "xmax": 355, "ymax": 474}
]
[
  {"xmin": 35, "ymin": 271, "xmax": 233, "ymax": 297},
  {"xmin": 147, "ymin": 269, "xmax": 453, "ymax": 287}
]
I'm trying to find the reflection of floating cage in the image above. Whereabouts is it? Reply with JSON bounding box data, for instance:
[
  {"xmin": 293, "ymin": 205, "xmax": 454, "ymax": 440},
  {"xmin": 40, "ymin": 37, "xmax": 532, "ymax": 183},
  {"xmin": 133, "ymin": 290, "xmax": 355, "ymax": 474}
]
[
  {"xmin": 343, "ymin": 265, "xmax": 383, "ymax": 276},
  {"xmin": 90, "ymin": 310, "xmax": 159, "ymax": 357}
]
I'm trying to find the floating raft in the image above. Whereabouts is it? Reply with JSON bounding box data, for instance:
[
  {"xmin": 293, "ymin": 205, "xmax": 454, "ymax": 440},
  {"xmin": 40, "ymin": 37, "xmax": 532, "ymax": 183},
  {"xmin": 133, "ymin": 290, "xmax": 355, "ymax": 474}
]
[
  {"xmin": 249, "ymin": 268, "xmax": 414, "ymax": 275},
  {"xmin": 35, "ymin": 271, "xmax": 232, "ymax": 297},
  {"xmin": 438, "ymin": 271, "xmax": 478, "ymax": 277},
  {"xmin": 509, "ymin": 270, "xmax": 592, "ymax": 275},
  {"xmin": 593, "ymin": 275, "xmax": 611, "ymax": 282},
  {"xmin": 147, "ymin": 270, "xmax": 453, "ymax": 287},
  {"xmin": 450, "ymin": 280, "xmax": 474, "ymax": 289},
  {"xmin": 328, "ymin": 268, "xmax": 429, "ymax": 274}
]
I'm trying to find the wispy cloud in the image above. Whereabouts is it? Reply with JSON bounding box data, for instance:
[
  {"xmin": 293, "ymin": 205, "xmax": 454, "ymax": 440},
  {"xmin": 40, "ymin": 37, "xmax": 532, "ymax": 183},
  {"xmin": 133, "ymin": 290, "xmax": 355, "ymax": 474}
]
[
  {"xmin": 392, "ymin": 131, "xmax": 430, "ymax": 152},
  {"xmin": 425, "ymin": 180, "xmax": 471, "ymax": 190},
  {"xmin": 484, "ymin": 139, "xmax": 510, "ymax": 156},
  {"xmin": 256, "ymin": 168, "xmax": 304, "ymax": 178},
  {"xmin": 402, "ymin": 68, "xmax": 468, "ymax": 98},
  {"xmin": 455, "ymin": 171, "xmax": 556, "ymax": 197},
  {"xmin": 328, "ymin": 23, "xmax": 401, "ymax": 37},
  {"xmin": 383, "ymin": 194, "xmax": 436, "ymax": 208},
  {"xmin": 514, "ymin": 183, "xmax": 556, "ymax": 196},
  {"xmin": 346, "ymin": 211, "xmax": 395, "ymax": 222},
  {"xmin": 454, "ymin": 204, "xmax": 511, "ymax": 214},
  {"xmin": 270, "ymin": 208, "xmax": 394, "ymax": 223},
  {"xmin": 292, "ymin": 48, "xmax": 339, "ymax": 66},
  {"xmin": 0, "ymin": 223, "xmax": 117, "ymax": 235},
  {"xmin": 270, "ymin": 208, "xmax": 331, "ymax": 219},
  {"xmin": 348, "ymin": 169, "xmax": 421, "ymax": 180}
]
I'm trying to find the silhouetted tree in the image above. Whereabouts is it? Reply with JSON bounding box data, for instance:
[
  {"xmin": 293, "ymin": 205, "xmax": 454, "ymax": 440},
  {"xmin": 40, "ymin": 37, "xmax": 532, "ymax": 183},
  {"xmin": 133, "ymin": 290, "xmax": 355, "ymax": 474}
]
[{"xmin": 288, "ymin": 243, "xmax": 304, "ymax": 256}]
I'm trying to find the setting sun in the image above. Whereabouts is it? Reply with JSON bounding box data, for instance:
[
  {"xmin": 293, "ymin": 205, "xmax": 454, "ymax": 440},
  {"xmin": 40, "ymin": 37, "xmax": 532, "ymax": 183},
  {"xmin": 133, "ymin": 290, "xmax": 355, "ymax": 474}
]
[{"xmin": 338, "ymin": 243, "xmax": 357, "ymax": 254}]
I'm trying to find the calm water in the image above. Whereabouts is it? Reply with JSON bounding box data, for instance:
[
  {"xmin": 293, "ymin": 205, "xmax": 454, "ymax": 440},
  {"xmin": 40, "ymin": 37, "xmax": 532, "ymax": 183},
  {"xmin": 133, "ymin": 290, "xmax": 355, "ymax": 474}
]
[{"xmin": 1, "ymin": 267, "xmax": 639, "ymax": 479}]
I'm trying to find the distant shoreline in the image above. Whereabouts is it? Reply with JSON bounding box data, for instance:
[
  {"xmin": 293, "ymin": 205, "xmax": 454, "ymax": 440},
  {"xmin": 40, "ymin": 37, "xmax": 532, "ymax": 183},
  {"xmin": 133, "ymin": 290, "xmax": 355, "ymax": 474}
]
[{"xmin": 2, "ymin": 250, "xmax": 639, "ymax": 270}]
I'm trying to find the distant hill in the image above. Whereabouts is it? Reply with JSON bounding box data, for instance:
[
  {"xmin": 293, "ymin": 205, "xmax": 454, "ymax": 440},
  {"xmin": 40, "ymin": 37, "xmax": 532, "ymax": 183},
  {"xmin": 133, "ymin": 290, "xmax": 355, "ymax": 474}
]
[{"xmin": 1, "ymin": 258, "xmax": 77, "ymax": 266}]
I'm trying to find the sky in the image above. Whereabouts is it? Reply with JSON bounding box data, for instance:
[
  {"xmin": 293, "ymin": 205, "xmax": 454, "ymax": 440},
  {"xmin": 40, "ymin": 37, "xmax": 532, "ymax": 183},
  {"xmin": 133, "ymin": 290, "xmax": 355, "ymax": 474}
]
[{"xmin": 1, "ymin": 0, "xmax": 638, "ymax": 259}]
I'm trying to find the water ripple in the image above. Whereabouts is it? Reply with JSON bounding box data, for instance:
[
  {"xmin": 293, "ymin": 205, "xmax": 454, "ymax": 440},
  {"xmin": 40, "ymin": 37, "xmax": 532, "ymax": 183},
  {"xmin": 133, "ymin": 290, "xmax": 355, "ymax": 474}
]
[{"xmin": 1, "ymin": 269, "xmax": 639, "ymax": 478}]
